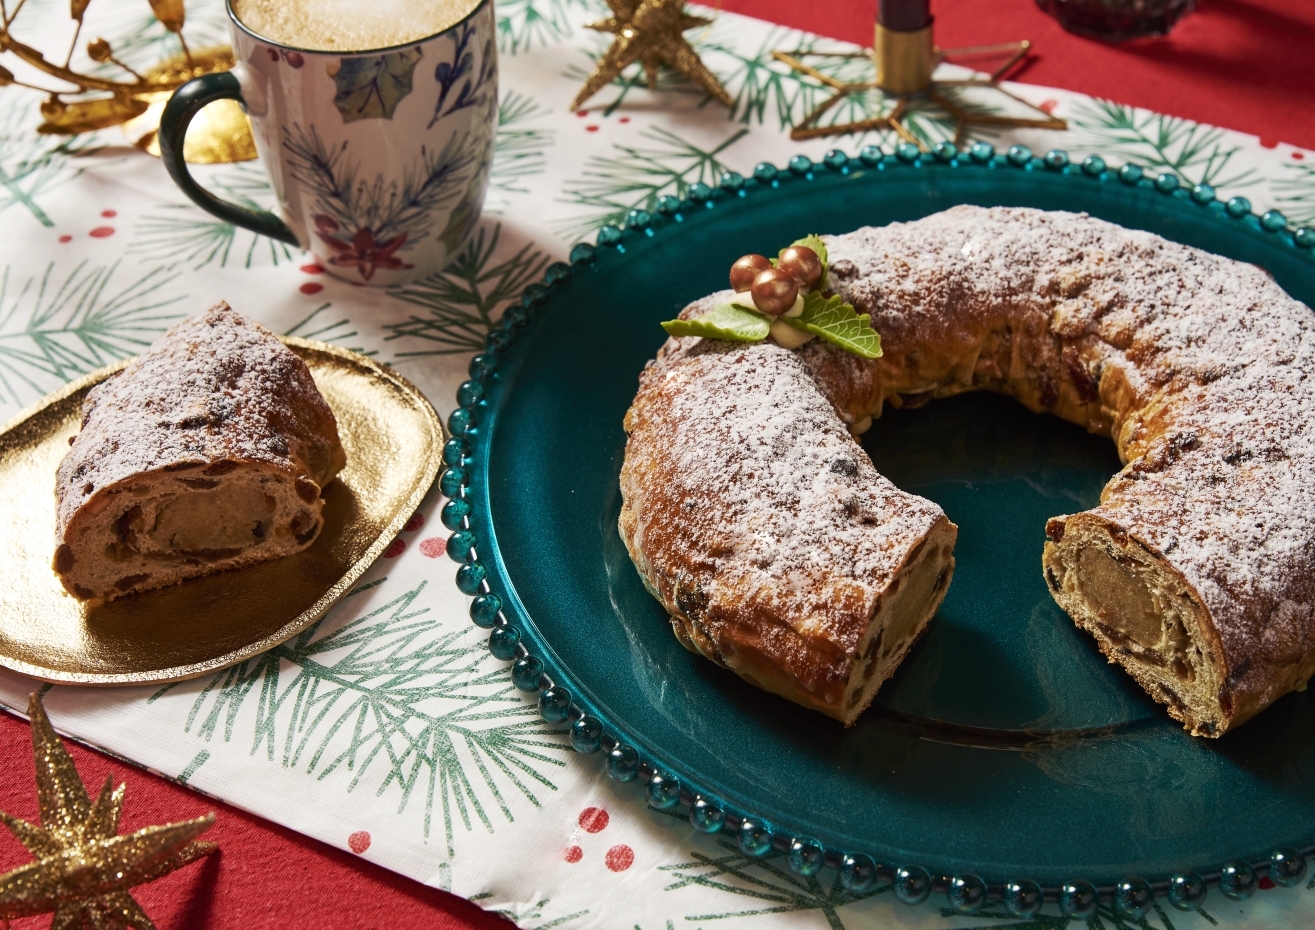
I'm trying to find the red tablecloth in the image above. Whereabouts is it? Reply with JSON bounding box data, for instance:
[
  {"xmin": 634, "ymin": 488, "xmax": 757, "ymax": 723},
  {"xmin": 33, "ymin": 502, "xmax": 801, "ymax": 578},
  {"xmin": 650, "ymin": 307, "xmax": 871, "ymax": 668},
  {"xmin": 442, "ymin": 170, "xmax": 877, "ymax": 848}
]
[
  {"xmin": 725, "ymin": 0, "xmax": 1315, "ymax": 151},
  {"xmin": 2, "ymin": 2, "xmax": 1311, "ymax": 927}
]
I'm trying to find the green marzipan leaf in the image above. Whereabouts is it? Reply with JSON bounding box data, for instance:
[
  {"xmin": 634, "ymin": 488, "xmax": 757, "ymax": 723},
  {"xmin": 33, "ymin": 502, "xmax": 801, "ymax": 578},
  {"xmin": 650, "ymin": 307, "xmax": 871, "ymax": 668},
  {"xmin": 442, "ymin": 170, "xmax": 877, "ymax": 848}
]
[
  {"xmin": 661, "ymin": 302, "xmax": 770, "ymax": 342},
  {"xmin": 783, "ymin": 291, "xmax": 882, "ymax": 359}
]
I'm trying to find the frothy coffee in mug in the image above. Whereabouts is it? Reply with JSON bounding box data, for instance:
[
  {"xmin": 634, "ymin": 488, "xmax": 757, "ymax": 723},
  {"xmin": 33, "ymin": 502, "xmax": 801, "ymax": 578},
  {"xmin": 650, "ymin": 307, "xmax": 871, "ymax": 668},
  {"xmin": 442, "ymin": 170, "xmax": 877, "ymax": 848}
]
[{"xmin": 232, "ymin": 0, "xmax": 482, "ymax": 52}]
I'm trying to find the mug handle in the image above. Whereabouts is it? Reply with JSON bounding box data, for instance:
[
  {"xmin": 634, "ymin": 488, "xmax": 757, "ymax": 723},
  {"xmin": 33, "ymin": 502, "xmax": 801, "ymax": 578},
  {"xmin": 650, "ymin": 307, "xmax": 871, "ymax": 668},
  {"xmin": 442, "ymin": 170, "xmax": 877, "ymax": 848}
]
[{"xmin": 159, "ymin": 72, "xmax": 300, "ymax": 246}]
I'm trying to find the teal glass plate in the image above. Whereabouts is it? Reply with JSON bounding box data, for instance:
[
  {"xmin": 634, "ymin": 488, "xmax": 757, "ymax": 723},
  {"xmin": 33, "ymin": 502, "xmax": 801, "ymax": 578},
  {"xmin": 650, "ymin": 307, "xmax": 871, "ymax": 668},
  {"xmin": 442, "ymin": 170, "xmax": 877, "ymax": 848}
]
[{"xmin": 449, "ymin": 147, "xmax": 1315, "ymax": 906}]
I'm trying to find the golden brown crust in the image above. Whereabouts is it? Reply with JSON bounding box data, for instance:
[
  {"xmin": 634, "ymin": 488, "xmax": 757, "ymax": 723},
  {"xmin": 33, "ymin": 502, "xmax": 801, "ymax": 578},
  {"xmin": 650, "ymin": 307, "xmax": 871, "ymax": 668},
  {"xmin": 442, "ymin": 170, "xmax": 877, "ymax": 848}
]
[
  {"xmin": 623, "ymin": 206, "xmax": 1315, "ymax": 736},
  {"xmin": 825, "ymin": 206, "xmax": 1315, "ymax": 736},
  {"xmin": 620, "ymin": 339, "xmax": 955, "ymax": 724},
  {"xmin": 53, "ymin": 302, "xmax": 346, "ymax": 601}
]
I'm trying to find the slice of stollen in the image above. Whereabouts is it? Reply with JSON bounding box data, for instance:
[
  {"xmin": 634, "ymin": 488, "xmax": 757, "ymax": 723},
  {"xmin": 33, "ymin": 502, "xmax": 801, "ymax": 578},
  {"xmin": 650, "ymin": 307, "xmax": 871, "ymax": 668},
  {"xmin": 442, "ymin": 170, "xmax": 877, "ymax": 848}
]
[{"xmin": 53, "ymin": 302, "xmax": 346, "ymax": 602}]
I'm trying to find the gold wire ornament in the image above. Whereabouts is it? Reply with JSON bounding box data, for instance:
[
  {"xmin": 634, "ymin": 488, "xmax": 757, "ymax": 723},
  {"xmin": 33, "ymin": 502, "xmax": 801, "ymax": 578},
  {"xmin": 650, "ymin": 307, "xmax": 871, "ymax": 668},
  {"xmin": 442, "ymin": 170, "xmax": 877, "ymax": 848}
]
[
  {"xmin": 773, "ymin": 38, "xmax": 1067, "ymax": 149},
  {"xmin": 572, "ymin": 0, "xmax": 733, "ymax": 111},
  {"xmin": 0, "ymin": 692, "xmax": 217, "ymax": 929},
  {"xmin": 0, "ymin": 0, "xmax": 256, "ymax": 163}
]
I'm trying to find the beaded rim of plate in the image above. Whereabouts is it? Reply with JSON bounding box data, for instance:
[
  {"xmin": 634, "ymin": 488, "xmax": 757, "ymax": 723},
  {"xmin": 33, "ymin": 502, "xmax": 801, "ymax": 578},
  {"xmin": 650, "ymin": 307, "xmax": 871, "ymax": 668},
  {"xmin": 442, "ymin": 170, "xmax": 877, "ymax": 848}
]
[{"xmin": 437, "ymin": 142, "xmax": 1315, "ymax": 917}]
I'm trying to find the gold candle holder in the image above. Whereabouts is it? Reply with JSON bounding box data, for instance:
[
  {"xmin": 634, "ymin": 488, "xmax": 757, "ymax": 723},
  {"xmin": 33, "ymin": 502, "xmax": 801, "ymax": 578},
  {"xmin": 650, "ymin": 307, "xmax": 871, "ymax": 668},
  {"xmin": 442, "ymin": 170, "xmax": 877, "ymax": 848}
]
[
  {"xmin": 875, "ymin": 22, "xmax": 933, "ymax": 95},
  {"xmin": 774, "ymin": 24, "xmax": 1067, "ymax": 149}
]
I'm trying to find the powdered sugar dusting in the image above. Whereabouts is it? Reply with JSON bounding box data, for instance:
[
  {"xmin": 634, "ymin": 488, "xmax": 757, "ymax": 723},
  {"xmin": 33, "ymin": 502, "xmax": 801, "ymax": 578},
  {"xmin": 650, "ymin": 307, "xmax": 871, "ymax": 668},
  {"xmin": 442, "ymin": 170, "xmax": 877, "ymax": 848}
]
[
  {"xmin": 822, "ymin": 206, "xmax": 1315, "ymax": 700},
  {"xmin": 624, "ymin": 341, "xmax": 945, "ymax": 656},
  {"xmin": 625, "ymin": 205, "xmax": 1315, "ymax": 715},
  {"xmin": 56, "ymin": 302, "xmax": 344, "ymax": 535}
]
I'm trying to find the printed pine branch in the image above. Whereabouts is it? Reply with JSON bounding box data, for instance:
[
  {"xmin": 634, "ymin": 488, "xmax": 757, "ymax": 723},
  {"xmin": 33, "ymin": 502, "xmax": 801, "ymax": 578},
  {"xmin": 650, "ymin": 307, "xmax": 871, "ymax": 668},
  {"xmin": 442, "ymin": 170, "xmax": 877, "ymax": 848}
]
[
  {"xmin": 282, "ymin": 124, "xmax": 480, "ymax": 243},
  {"xmin": 563, "ymin": 25, "xmax": 918, "ymax": 143},
  {"xmin": 929, "ymin": 898, "xmax": 1215, "ymax": 930},
  {"xmin": 283, "ymin": 303, "xmax": 375, "ymax": 356},
  {"xmin": 1274, "ymin": 162, "xmax": 1315, "ymax": 226},
  {"xmin": 555, "ymin": 126, "xmax": 747, "ymax": 241},
  {"xmin": 0, "ymin": 261, "xmax": 183, "ymax": 407},
  {"xmin": 488, "ymin": 896, "xmax": 590, "ymax": 930},
  {"xmin": 1068, "ymin": 99, "xmax": 1258, "ymax": 189},
  {"xmin": 155, "ymin": 580, "xmax": 567, "ymax": 855},
  {"xmin": 0, "ymin": 101, "xmax": 100, "ymax": 227},
  {"xmin": 130, "ymin": 164, "xmax": 294, "ymax": 270},
  {"xmin": 385, "ymin": 223, "xmax": 549, "ymax": 356},
  {"xmin": 497, "ymin": 0, "xmax": 601, "ymax": 54},
  {"xmin": 715, "ymin": 31, "xmax": 877, "ymax": 131},
  {"xmin": 661, "ymin": 841, "xmax": 884, "ymax": 927},
  {"xmin": 490, "ymin": 90, "xmax": 552, "ymax": 198},
  {"xmin": 282, "ymin": 124, "xmax": 360, "ymax": 231},
  {"xmin": 386, "ymin": 131, "xmax": 482, "ymax": 240}
]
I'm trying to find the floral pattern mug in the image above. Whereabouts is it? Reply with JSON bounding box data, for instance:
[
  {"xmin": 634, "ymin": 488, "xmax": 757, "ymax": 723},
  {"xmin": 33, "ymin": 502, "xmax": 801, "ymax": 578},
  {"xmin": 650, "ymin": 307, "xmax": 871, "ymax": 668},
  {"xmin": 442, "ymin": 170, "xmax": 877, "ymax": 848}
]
[{"xmin": 160, "ymin": 0, "xmax": 496, "ymax": 286}]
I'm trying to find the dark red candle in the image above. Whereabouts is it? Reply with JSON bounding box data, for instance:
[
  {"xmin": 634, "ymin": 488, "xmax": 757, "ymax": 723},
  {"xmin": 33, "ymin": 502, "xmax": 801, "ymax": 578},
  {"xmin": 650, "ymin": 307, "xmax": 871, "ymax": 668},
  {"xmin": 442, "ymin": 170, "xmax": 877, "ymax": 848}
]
[{"xmin": 879, "ymin": 0, "xmax": 930, "ymax": 30}]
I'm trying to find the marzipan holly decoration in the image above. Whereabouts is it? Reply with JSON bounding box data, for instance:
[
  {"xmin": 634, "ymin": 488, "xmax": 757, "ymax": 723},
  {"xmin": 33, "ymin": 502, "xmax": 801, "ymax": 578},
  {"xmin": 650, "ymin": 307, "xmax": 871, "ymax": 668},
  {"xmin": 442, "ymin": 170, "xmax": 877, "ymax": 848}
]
[
  {"xmin": 661, "ymin": 235, "xmax": 884, "ymax": 360},
  {"xmin": 0, "ymin": 692, "xmax": 216, "ymax": 930}
]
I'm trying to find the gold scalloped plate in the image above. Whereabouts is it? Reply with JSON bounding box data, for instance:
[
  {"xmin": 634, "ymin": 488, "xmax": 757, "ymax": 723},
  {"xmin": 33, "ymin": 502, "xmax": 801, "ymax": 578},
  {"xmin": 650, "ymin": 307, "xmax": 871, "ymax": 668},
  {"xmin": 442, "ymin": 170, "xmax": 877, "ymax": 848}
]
[{"xmin": 0, "ymin": 337, "xmax": 443, "ymax": 685}]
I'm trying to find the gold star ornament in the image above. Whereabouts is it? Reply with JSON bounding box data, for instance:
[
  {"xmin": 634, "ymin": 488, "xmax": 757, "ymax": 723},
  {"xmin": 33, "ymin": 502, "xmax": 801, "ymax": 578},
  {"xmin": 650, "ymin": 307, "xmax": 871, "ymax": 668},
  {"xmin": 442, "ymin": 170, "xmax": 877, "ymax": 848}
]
[
  {"xmin": 0, "ymin": 693, "xmax": 217, "ymax": 930},
  {"xmin": 572, "ymin": 0, "xmax": 734, "ymax": 110}
]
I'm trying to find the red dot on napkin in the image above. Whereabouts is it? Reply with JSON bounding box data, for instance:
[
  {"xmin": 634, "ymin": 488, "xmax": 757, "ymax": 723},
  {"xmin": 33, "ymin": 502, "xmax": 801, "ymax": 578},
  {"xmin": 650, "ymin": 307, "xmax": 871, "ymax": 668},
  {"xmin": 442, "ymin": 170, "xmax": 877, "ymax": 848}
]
[
  {"xmin": 605, "ymin": 845, "xmax": 634, "ymax": 872},
  {"xmin": 348, "ymin": 831, "xmax": 371, "ymax": 854},
  {"xmin": 403, "ymin": 513, "xmax": 425, "ymax": 532},
  {"xmin": 419, "ymin": 537, "xmax": 446, "ymax": 558},
  {"xmin": 89, "ymin": 226, "xmax": 115, "ymax": 238},
  {"xmin": 301, "ymin": 263, "xmax": 325, "ymax": 274},
  {"xmin": 101, "ymin": 209, "xmax": 117, "ymax": 218},
  {"xmin": 383, "ymin": 538, "xmax": 406, "ymax": 559},
  {"xmin": 564, "ymin": 845, "xmax": 583, "ymax": 863},
  {"xmin": 579, "ymin": 807, "xmax": 609, "ymax": 833},
  {"xmin": 586, "ymin": 125, "xmax": 599, "ymax": 132},
  {"xmin": 300, "ymin": 282, "xmax": 324, "ymax": 295},
  {"xmin": 1260, "ymin": 138, "xmax": 1278, "ymax": 149},
  {"xmin": 58, "ymin": 235, "xmax": 72, "ymax": 243}
]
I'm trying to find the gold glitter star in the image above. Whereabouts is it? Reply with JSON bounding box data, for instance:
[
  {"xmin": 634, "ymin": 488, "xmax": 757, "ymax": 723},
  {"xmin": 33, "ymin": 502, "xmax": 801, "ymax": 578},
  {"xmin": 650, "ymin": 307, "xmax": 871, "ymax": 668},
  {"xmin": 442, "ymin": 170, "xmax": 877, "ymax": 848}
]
[
  {"xmin": 572, "ymin": 0, "xmax": 733, "ymax": 110},
  {"xmin": 0, "ymin": 693, "xmax": 216, "ymax": 930}
]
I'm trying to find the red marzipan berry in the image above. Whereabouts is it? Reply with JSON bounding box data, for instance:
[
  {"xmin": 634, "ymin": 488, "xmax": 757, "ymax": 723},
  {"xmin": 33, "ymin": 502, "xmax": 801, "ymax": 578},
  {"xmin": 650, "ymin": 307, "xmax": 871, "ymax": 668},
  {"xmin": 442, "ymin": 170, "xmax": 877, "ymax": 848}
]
[
  {"xmin": 778, "ymin": 246, "xmax": 822, "ymax": 290},
  {"xmin": 751, "ymin": 267, "xmax": 799, "ymax": 315},
  {"xmin": 730, "ymin": 254, "xmax": 772, "ymax": 292}
]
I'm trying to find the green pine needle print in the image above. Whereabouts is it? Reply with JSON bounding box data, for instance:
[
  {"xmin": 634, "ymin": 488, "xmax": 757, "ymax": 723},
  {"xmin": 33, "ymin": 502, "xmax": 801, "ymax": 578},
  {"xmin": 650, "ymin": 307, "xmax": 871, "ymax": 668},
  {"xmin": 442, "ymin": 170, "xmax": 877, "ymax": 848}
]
[
  {"xmin": 661, "ymin": 841, "xmax": 884, "ymax": 929},
  {"xmin": 153, "ymin": 580, "xmax": 568, "ymax": 857},
  {"xmin": 489, "ymin": 896, "xmax": 590, "ymax": 929},
  {"xmin": 1274, "ymin": 162, "xmax": 1315, "ymax": 226},
  {"xmin": 385, "ymin": 223, "xmax": 549, "ymax": 356},
  {"xmin": 565, "ymin": 26, "xmax": 970, "ymax": 146},
  {"xmin": 130, "ymin": 164, "xmax": 295, "ymax": 270},
  {"xmin": 490, "ymin": 90, "xmax": 553, "ymax": 203},
  {"xmin": 1067, "ymin": 99, "xmax": 1258, "ymax": 189},
  {"xmin": 717, "ymin": 31, "xmax": 874, "ymax": 131},
  {"xmin": 0, "ymin": 260, "xmax": 183, "ymax": 406},
  {"xmin": 0, "ymin": 102, "xmax": 100, "ymax": 228},
  {"xmin": 283, "ymin": 303, "xmax": 375, "ymax": 356},
  {"xmin": 936, "ymin": 898, "xmax": 1216, "ymax": 930},
  {"xmin": 283, "ymin": 123, "xmax": 481, "ymax": 246},
  {"xmin": 497, "ymin": 0, "xmax": 603, "ymax": 54},
  {"xmin": 556, "ymin": 126, "xmax": 747, "ymax": 241}
]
